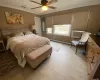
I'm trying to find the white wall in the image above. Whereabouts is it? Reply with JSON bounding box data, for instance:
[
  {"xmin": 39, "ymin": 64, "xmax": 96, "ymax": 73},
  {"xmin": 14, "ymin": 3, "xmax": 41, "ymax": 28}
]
[{"xmin": 34, "ymin": 17, "xmax": 42, "ymax": 36}]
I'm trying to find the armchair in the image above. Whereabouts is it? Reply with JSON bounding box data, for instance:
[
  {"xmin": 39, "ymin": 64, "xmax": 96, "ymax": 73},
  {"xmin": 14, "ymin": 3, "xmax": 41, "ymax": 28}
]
[{"xmin": 71, "ymin": 32, "xmax": 91, "ymax": 54}]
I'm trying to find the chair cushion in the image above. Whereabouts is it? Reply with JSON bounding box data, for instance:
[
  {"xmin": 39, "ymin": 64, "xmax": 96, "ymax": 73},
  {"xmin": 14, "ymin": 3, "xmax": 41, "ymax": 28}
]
[
  {"xmin": 72, "ymin": 40, "xmax": 86, "ymax": 46},
  {"xmin": 72, "ymin": 40, "xmax": 79, "ymax": 46}
]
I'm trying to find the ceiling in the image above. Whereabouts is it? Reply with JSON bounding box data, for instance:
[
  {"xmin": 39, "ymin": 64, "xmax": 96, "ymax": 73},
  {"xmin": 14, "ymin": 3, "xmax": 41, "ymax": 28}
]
[{"xmin": 0, "ymin": 0, "xmax": 100, "ymax": 15}]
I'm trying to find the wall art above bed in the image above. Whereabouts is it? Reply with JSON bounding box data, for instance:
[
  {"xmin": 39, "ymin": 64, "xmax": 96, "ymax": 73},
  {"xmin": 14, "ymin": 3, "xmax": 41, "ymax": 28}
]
[{"xmin": 5, "ymin": 12, "xmax": 24, "ymax": 24}]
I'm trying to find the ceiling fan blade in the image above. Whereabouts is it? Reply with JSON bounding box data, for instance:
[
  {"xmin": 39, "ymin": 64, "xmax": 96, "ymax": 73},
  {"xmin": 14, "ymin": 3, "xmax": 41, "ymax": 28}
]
[
  {"xmin": 31, "ymin": 6, "xmax": 42, "ymax": 9},
  {"xmin": 48, "ymin": 6, "xmax": 56, "ymax": 9},
  {"xmin": 48, "ymin": 0, "xmax": 58, "ymax": 5},
  {"xmin": 30, "ymin": 0, "xmax": 41, "ymax": 5}
]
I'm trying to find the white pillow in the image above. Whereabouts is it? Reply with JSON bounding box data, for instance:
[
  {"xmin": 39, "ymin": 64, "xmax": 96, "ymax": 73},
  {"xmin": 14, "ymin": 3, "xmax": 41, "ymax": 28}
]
[
  {"xmin": 14, "ymin": 32, "xmax": 24, "ymax": 36},
  {"xmin": 24, "ymin": 31, "xmax": 33, "ymax": 35}
]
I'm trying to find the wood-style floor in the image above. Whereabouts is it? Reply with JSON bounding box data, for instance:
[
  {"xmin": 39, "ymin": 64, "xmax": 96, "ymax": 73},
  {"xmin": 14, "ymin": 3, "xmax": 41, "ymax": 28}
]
[{"xmin": 0, "ymin": 41, "xmax": 88, "ymax": 80}]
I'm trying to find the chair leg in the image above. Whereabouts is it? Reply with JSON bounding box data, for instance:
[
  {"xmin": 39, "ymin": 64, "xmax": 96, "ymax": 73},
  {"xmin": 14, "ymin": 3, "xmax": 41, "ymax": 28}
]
[
  {"xmin": 70, "ymin": 42, "xmax": 72, "ymax": 47},
  {"xmin": 75, "ymin": 46, "xmax": 78, "ymax": 54}
]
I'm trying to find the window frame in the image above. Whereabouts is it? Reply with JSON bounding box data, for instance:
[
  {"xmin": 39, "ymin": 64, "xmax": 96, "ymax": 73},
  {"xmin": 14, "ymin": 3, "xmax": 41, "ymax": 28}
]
[
  {"xmin": 46, "ymin": 28, "xmax": 53, "ymax": 34},
  {"xmin": 53, "ymin": 24, "xmax": 71, "ymax": 36}
]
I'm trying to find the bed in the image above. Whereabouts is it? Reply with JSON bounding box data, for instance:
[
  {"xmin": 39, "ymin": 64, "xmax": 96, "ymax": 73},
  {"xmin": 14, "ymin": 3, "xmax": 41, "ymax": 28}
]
[{"xmin": 6, "ymin": 32, "xmax": 52, "ymax": 68}]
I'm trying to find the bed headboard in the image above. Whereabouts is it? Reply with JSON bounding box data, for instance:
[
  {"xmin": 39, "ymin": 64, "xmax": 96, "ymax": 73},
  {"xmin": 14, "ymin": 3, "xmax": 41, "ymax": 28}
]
[
  {"xmin": 2, "ymin": 28, "xmax": 30, "ymax": 36},
  {"xmin": 2, "ymin": 28, "xmax": 30, "ymax": 45}
]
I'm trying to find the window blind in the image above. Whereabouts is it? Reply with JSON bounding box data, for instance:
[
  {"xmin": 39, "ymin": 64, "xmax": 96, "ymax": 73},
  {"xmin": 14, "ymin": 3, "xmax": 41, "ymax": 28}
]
[
  {"xmin": 46, "ymin": 17, "xmax": 53, "ymax": 28},
  {"xmin": 72, "ymin": 11, "xmax": 89, "ymax": 30},
  {"xmin": 53, "ymin": 13, "xmax": 72, "ymax": 25}
]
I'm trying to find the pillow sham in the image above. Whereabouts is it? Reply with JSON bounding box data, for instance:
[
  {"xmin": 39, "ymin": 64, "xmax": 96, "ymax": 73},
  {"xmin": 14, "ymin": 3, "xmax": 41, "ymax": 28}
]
[
  {"xmin": 24, "ymin": 31, "xmax": 33, "ymax": 35},
  {"xmin": 14, "ymin": 32, "xmax": 24, "ymax": 36},
  {"xmin": 7, "ymin": 33, "xmax": 16, "ymax": 39},
  {"xmin": 6, "ymin": 32, "xmax": 24, "ymax": 40}
]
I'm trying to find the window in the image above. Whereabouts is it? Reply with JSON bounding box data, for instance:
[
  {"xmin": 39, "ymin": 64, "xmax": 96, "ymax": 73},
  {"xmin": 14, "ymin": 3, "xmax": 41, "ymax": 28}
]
[
  {"xmin": 53, "ymin": 24, "xmax": 71, "ymax": 36},
  {"xmin": 46, "ymin": 28, "xmax": 52, "ymax": 34}
]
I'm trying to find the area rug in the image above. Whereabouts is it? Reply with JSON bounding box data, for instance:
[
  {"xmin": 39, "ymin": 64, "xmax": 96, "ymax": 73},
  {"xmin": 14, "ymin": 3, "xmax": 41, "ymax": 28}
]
[{"xmin": 0, "ymin": 51, "xmax": 18, "ymax": 76}]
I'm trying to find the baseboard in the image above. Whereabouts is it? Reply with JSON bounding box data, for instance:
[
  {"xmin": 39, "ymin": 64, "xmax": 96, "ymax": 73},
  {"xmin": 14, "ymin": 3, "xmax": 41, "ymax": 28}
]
[{"xmin": 50, "ymin": 39, "xmax": 71, "ymax": 45}]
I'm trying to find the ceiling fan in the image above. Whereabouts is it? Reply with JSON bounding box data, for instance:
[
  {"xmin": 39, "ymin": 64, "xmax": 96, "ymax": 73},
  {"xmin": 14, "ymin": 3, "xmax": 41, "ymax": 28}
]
[{"xmin": 29, "ymin": 0, "xmax": 57, "ymax": 11}]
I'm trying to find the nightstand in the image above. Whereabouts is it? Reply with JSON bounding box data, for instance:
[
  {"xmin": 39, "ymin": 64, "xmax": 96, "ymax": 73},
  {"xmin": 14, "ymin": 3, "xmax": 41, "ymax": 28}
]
[{"xmin": 0, "ymin": 40, "xmax": 6, "ymax": 51}]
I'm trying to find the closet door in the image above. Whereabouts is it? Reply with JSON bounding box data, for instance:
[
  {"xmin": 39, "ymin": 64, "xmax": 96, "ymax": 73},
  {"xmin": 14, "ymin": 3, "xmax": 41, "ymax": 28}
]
[{"xmin": 72, "ymin": 11, "xmax": 89, "ymax": 31}]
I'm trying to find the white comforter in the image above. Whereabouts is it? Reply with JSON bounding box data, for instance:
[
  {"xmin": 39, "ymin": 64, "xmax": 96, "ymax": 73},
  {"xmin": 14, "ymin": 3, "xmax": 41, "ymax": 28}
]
[{"xmin": 7, "ymin": 34, "xmax": 50, "ymax": 67}]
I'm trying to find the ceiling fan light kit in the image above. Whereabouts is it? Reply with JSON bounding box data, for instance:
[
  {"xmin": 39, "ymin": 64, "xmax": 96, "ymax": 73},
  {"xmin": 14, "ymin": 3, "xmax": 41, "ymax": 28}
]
[
  {"xmin": 30, "ymin": 0, "xmax": 57, "ymax": 11},
  {"xmin": 42, "ymin": 6, "xmax": 48, "ymax": 11}
]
